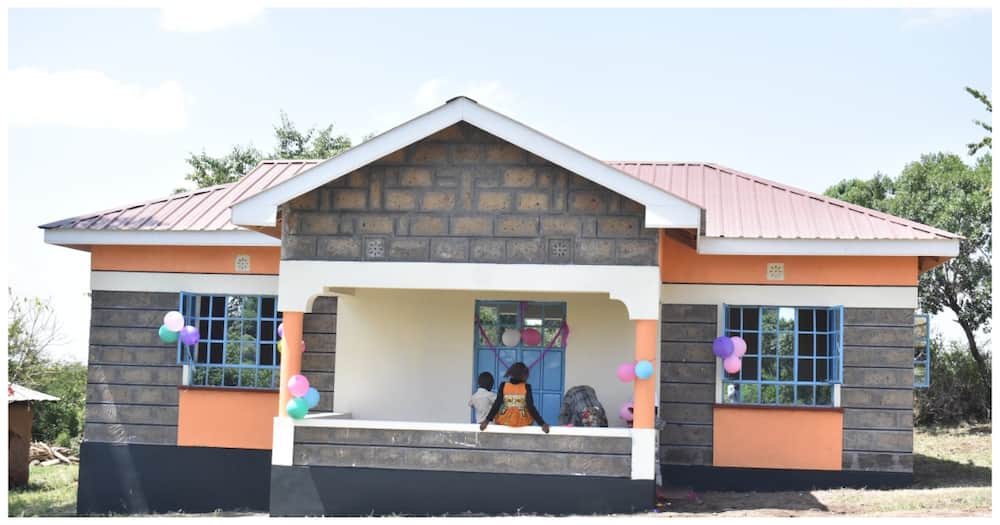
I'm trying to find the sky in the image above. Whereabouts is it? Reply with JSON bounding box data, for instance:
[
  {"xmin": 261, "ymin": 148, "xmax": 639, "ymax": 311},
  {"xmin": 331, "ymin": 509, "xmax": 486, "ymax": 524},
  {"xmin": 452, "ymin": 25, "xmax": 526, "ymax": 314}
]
[{"xmin": 6, "ymin": 7, "xmax": 993, "ymax": 363}]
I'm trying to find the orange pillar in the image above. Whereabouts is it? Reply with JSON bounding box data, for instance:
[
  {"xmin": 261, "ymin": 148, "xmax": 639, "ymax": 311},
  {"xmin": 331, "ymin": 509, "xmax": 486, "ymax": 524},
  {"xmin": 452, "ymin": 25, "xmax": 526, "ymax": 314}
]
[
  {"xmin": 278, "ymin": 311, "xmax": 304, "ymax": 417},
  {"xmin": 633, "ymin": 319, "xmax": 658, "ymax": 429}
]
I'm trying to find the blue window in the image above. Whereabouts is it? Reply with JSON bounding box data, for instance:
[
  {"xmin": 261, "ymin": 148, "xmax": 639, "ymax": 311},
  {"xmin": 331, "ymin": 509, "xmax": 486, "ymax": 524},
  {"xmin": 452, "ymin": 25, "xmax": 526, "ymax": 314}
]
[
  {"xmin": 723, "ymin": 305, "xmax": 843, "ymax": 406},
  {"xmin": 914, "ymin": 313, "xmax": 931, "ymax": 388},
  {"xmin": 473, "ymin": 301, "xmax": 566, "ymax": 424},
  {"xmin": 178, "ymin": 292, "xmax": 283, "ymax": 389}
]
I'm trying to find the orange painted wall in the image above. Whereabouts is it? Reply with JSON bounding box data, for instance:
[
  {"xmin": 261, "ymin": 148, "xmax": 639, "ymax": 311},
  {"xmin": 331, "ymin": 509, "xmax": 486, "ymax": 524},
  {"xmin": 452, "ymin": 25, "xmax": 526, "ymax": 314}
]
[
  {"xmin": 91, "ymin": 245, "xmax": 280, "ymax": 275},
  {"xmin": 713, "ymin": 406, "xmax": 843, "ymax": 470},
  {"xmin": 177, "ymin": 387, "xmax": 278, "ymax": 450},
  {"xmin": 659, "ymin": 232, "xmax": 918, "ymax": 286}
]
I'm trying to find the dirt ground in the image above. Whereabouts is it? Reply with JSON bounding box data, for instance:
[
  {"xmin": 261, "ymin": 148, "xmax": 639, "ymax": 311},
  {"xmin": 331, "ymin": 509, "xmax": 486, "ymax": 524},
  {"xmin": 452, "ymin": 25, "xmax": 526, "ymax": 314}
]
[{"xmin": 653, "ymin": 424, "xmax": 992, "ymax": 517}]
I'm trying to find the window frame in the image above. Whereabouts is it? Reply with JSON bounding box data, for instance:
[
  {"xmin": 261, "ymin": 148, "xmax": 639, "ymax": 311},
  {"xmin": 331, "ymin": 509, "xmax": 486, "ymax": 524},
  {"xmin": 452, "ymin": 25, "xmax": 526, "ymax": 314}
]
[
  {"xmin": 719, "ymin": 304, "xmax": 844, "ymax": 407},
  {"xmin": 177, "ymin": 292, "xmax": 283, "ymax": 390},
  {"xmin": 913, "ymin": 312, "xmax": 931, "ymax": 388}
]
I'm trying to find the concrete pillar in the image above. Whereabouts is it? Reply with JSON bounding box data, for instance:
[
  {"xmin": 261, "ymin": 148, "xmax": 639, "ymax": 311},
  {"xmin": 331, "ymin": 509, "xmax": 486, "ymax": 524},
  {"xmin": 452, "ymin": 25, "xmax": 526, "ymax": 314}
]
[{"xmin": 278, "ymin": 311, "xmax": 304, "ymax": 417}]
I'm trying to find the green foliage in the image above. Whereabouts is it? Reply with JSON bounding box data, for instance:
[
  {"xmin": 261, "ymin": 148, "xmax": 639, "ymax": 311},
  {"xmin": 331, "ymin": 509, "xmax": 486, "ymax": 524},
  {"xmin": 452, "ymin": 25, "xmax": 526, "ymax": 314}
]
[
  {"xmin": 30, "ymin": 362, "xmax": 87, "ymax": 448},
  {"xmin": 824, "ymin": 153, "xmax": 992, "ymax": 396},
  {"xmin": 7, "ymin": 289, "xmax": 64, "ymax": 386},
  {"xmin": 183, "ymin": 111, "xmax": 354, "ymax": 189},
  {"xmin": 965, "ymin": 86, "xmax": 992, "ymax": 156},
  {"xmin": 915, "ymin": 337, "xmax": 991, "ymax": 426}
]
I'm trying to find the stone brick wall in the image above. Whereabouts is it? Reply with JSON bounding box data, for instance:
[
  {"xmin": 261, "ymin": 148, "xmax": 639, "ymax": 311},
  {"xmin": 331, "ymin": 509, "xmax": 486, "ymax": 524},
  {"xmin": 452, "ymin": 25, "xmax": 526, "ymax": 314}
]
[
  {"xmin": 841, "ymin": 308, "xmax": 915, "ymax": 473},
  {"xmin": 659, "ymin": 304, "xmax": 716, "ymax": 466},
  {"xmin": 281, "ymin": 122, "xmax": 658, "ymax": 265}
]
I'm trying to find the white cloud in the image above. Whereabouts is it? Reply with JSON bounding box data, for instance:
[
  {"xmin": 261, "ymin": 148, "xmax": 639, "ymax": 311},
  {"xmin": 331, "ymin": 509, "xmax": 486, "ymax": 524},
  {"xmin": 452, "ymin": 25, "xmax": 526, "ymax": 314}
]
[
  {"xmin": 7, "ymin": 68, "xmax": 187, "ymax": 131},
  {"xmin": 900, "ymin": 8, "xmax": 986, "ymax": 29},
  {"xmin": 160, "ymin": 4, "xmax": 264, "ymax": 33},
  {"xmin": 412, "ymin": 79, "xmax": 515, "ymax": 112}
]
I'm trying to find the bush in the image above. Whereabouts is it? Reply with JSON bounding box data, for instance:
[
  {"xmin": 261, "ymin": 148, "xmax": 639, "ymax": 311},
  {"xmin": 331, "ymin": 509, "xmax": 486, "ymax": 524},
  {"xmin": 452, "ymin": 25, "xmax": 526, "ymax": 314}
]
[
  {"xmin": 915, "ymin": 337, "xmax": 992, "ymax": 426},
  {"xmin": 30, "ymin": 361, "xmax": 87, "ymax": 449}
]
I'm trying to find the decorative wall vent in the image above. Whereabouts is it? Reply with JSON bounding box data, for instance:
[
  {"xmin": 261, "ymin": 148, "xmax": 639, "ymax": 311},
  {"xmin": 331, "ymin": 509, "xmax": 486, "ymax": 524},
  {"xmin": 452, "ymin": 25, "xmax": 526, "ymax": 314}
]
[
  {"xmin": 234, "ymin": 255, "xmax": 251, "ymax": 273},
  {"xmin": 366, "ymin": 238, "xmax": 385, "ymax": 259},
  {"xmin": 548, "ymin": 238, "xmax": 572, "ymax": 263},
  {"xmin": 766, "ymin": 262, "xmax": 785, "ymax": 281}
]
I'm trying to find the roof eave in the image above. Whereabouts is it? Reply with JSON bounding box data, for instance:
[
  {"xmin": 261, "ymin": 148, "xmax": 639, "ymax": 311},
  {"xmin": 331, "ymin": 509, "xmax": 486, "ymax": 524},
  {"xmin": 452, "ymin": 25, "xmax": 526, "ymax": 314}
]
[
  {"xmin": 696, "ymin": 236, "xmax": 960, "ymax": 257},
  {"xmin": 43, "ymin": 229, "xmax": 281, "ymax": 248},
  {"xmin": 230, "ymin": 97, "xmax": 703, "ymax": 230}
]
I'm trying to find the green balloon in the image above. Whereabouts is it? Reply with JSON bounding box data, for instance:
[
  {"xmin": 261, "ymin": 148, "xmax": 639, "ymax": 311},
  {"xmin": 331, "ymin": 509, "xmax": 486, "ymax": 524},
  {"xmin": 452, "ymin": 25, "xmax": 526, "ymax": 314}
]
[
  {"xmin": 287, "ymin": 397, "xmax": 309, "ymax": 419},
  {"xmin": 158, "ymin": 325, "xmax": 179, "ymax": 344}
]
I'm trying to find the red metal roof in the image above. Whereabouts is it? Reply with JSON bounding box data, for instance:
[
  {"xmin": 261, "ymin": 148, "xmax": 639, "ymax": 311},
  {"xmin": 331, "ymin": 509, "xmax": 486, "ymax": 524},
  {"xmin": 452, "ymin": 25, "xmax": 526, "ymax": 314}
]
[
  {"xmin": 608, "ymin": 161, "xmax": 959, "ymax": 240},
  {"xmin": 41, "ymin": 158, "xmax": 957, "ymax": 241},
  {"xmin": 40, "ymin": 160, "xmax": 321, "ymax": 232}
]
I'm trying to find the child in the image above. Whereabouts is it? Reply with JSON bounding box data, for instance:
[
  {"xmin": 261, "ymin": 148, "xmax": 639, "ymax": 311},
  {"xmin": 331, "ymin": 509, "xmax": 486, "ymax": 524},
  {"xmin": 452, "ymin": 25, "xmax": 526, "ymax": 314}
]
[
  {"xmin": 469, "ymin": 372, "xmax": 497, "ymax": 424},
  {"xmin": 480, "ymin": 362, "xmax": 550, "ymax": 433}
]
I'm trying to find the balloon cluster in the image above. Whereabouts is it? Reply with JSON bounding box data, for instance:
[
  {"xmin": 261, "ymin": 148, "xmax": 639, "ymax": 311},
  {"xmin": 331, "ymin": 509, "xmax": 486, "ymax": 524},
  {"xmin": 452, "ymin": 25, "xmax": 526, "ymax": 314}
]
[
  {"xmin": 159, "ymin": 311, "xmax": 200, "ymax": 347},
  {"xmin": 278, "ymin": 322, "xmax": 319, "ymax": 420},
  {"xmin": 714, "ymin": 336, "xmax": 748, "ymax": 374},
  {"xmin": 616, "ymin": 360, "xmax": 654, "ymax": 382}
]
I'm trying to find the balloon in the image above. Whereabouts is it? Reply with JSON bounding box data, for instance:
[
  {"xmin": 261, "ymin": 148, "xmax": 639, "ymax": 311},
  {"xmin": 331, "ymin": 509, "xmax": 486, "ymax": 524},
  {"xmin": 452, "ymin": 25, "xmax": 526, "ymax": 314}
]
[
  {"xmin": 634, "ymin": 360, "xmax": 654, "ymax": 380},
  {"xmin": 277, "ymin": 340, "xmax": 283, "ymax": 353},
  {"xmin": 619, "ymin": 401, "xmax": 634, "ymax": 422},
  {"xmin": 731, "ymin": 336, "xmax": 748, "ymax": 358},
  {"xmin": 724, "ymin": 354, "xmax": 742, "ymax": 374},
  {"xmin": 158, "ymin": 325, "xmax": 178, "ymax": 344},
  {"xmin": 616, "ymin": 362, "xmax": 636, "ymax": 382},
  {"xmin": 712, "ymin": 336, "xmax": 735, "ymax": 359},
  {"xmin": 288, "ymin": 374, "xmax": 310, "ymax": 397},
  {"xmin": 287, "ymin": 397, "xmax": 309, "ymax": 419},
  {"xmin": 304, "ymin": 387, "xmax": 320, "ymax": 408},
  {"xmin": 501, "ymin": 328, "xmax": 521, "ymax": 347},
  {"xmin": 521, "ymin": 328, "xmax": 542, "ymax": 346},
  {"xmin": 179, "ymin": 325, "xmax": 200, "ymax": 346},
  {"xmin": 163, "ymin": 311, "xmax": 184, "ymax": 332}
]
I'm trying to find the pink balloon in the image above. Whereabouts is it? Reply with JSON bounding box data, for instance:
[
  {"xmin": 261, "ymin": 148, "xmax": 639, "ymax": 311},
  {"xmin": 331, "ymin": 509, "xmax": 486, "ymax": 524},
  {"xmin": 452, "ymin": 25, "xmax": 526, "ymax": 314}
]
[
  {"xmin": 619, "ymin": 401, "xmax": 634, "ymax": 422},
  {"xmin": 288, "ymin": 374, "xmax": 310, "ymax": 397},
  {"xmin": 723, "ymin": 354, "xmax": 742, "ymax": 374},
  {"xmin": 731, "ymin": 336, "xmax": 747, "ymax": 358},
  {"xmin": 616, "ymin": 362, "xmax": 636, "ymax": 382},
  {"xmin": 163, "ymin": 311, "xmax": 184, "ymax": 332}
]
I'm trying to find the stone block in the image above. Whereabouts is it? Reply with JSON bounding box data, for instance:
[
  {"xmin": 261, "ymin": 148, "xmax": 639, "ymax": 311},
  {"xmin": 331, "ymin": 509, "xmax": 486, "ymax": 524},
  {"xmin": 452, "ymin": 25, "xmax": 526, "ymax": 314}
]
[
  {"xmin": 598, "ymin": 217, "xmax": 640, "ymax": 238},
  {"xmin": 431, "ymin": 238, "xmax": 470, "ymax": 262},
  {"xmin": 659, "ymin": 402, "xmax": 714, "ymax": 425},
  {"xmin": 399, "ymin": 168, "xmax": 434, "ymax": 187},
  {"xmin": 471, "ymin": 239, "xmax": 505, "ymax": 263},
  {"xmin": 575, "ymin": 239, "xmax": 615, "ymax": 264},
  {"xmin": 516, "ymin": 191, "xmax": 549, "ymax": 211},
  {"xmin": 282, "ymin": 235, "xmax": 317, "ymax": 259},
  {"xmin": 384, "ymin": 190, "xmax": 418, "ymax": 211},
  {"xmin": 409, "ymin": 144, "xmax": 448, "ymax": 164},
  {"xmin": 617, "ymin": 239, "xmax": 657, "ymax": 265},
  {"xmin": 843, "ymin": 408, "xmax": 913, "ymax": 430},
  {"xmin": 660, "ymin": 446, "xmax": 713, "ymax": 466},
  {"xmin": 486, "ymin": 144, "xmax": 526, "ymax": 164},
  {"xmin": 318, "ymin": 238, "xmax": 361, "ymax": 259},
  {"xmin": 660, "ymin": 341, "xmax": 715, "ymax": 364},
  {"xmin": 503, "ymin": 168, "xmax": 536, "ymax": 187},
  {"xmin": 289, "ymin": 192, "xmax": 318, "ymax": 210},
  {"xmin": 570, "ymin": 191, "xmax": 607, "ymax": 213},
  {"xmin": 843, "ymin": 367, "xmax": 914, "ymax": 388},
  {"xmin": 356, "ymin": 215, "xmax": 394, "ymax": 234},
  {"xmin": 540, "ymin": 216, "xmax": 581, "ymax": 236},
  {"xmin": 661, "ymin": 322, "xmax": 716, "ymax": 343},
  {"xmin": 421, "ymin": 191, "xmax": 457, "ymax": 211},
  {"xmin": 495, "ymin": 216, "xmax": 539, "ymax": 237},
  {"xmin": 331, "ymin": 189, "xmax": 367, "ymax": 210},
  {"xmin": 844, "ymin": 326, "xmax": 913, "ymax": 348},
  {"xmin": 476, "ymin": 190, "xmax": 512, "ymax": 211},
  {"xmin": 845, "ymin": 308, "xmax": 915, "ymax": 327},
  {"xmin": 661, "ymin": 362, "xmax": 715, "ymax": 384},
  {"xmin": 410, "ymin": 216, "xmax": 448, "ymax": 236},
  {"xmin": 662, "ymin": 304, "xmax": 718, "ymax": 324},
  {"xmin": 841, "ymin": 387, "xmax": 913, "ymax": 409},
  {"xmin": 662, "ymin": 423, "xmax": 713, "ymax": 446},
  {"xmin": 452, "ymin": 144, "xmax": 482, "ymax": 163},
  {"xmin": 389, "ymin": 238, "xmax": 429, "ymax": 260},
  {"xmin": 299, "ymin": 213, "xmax": 339, "ymax": 235},
  {"xmin": 506, "ymin": 239, "xmax": 544, "ymax": 263},
  {"xmin": 660, "ymin": 383, "xmax": 715, "ymax": 404},
  {"xmin": 843, "ymin": 429, "xmax": 913, "ymax": 453},
  {"xmin": 450, "ymin": 216, "xmax": 493, "ymax": 236}
]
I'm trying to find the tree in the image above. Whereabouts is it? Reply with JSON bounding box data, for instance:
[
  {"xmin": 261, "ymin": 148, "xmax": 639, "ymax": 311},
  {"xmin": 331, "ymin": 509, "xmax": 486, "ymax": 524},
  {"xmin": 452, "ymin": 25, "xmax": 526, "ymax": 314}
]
[
  {"xmin": 7, "ymin": 289, "xmax": 65, "ymax": 385},
  {"xmin": 965, "ymin": 87, "xmax": 992, "ymax": 156},
  {"xmin": 182, "ymin": 111, "xmax": 354, "ymax": 190},
  {"xmin": 31, "ymin": 362, "xmax": 87, "ymax": 447},
  {"xmin": 825, "ymin": 153, "xmax": 992, "ymax": 396}
]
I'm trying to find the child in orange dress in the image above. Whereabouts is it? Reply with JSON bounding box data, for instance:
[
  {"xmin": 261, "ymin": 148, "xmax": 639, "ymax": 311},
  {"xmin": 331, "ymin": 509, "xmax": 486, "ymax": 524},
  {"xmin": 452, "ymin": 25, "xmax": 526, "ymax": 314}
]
[{"xmin": 479, "ymin": 362, "xmax": 550, "ymax": 433}]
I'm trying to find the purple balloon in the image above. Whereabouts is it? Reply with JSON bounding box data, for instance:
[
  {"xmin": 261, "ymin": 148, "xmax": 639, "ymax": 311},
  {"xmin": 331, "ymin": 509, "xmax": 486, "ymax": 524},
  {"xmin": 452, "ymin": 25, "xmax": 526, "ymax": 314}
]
[
  {"xmin": 277, "ymin": 322, "xmax": 284, "ymax": 339},
  {"xmin": 179, "ymin": 325, "xmax": 200, "ymax": 346},
  {"xmin": 712, "ymin": 336, "xmax": 734, "ymax": 359}
]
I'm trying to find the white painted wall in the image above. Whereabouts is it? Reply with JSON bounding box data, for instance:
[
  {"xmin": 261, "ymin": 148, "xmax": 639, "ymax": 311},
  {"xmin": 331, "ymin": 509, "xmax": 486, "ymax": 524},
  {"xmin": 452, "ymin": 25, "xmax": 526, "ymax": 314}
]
[{"xmin": 333, "ymin": 289, "xmax": 636, "ymax": 426}]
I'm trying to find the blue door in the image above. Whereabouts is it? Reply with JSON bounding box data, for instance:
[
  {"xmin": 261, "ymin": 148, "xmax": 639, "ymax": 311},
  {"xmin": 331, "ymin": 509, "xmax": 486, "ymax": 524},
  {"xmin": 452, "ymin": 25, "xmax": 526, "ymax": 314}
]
[{"xmin": 473, "ymin": 301, "xmax": 566, "ymax": 425}]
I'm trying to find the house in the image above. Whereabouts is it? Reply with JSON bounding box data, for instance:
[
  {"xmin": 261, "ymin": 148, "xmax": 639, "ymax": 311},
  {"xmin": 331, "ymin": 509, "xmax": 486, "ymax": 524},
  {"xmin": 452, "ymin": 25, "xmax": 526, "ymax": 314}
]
[
  {"xmin": 8, "ymin": 383, "xmax": 60, "ymax": 487},
  {"xmin": 41, "ymin": 96, "xmax": 955, "ymax": 516}
]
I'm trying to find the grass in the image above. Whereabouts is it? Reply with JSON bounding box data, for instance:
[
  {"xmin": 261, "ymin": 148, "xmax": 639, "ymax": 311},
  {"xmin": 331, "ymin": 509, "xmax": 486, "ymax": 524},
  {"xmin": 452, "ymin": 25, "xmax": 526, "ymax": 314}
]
[
  {"xmin": 7, "ymin": 464, "xmax": 79, "ymax": 517},
  {"xmin": 657, "ymin": 424, "xmax": 992, "ymax": 517},
  {"xmin": 6, "ymin": 425, "xmax": 992, "ymax": 517}
]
